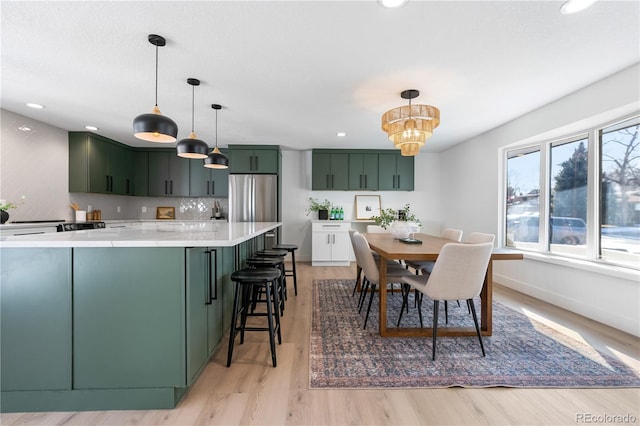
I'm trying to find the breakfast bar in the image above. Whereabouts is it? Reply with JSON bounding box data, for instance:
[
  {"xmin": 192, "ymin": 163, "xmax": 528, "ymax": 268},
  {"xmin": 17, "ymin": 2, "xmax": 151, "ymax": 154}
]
[{"xmin": 0, "ymin": 221, "xmax": 280, "ymax": 413}]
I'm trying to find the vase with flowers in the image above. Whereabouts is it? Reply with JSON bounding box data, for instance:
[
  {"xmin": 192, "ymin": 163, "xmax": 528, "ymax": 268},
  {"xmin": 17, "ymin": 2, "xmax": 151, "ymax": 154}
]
[
  {"xmin": 371, "ymin": 203, "xmax": 421, "ymax": 239},
  {"xmin": 0, "ymin": 195, "xmax": 26, "ymax": 224}
]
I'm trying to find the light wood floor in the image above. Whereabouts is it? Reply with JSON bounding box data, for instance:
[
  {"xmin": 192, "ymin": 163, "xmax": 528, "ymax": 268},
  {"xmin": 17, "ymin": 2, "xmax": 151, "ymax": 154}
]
[{"xmin": 2, "ymin": 262, "xmax": 639, "ymax": 426}]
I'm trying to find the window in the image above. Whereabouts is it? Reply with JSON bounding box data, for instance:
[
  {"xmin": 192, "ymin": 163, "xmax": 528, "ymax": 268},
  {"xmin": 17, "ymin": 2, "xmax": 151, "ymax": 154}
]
[
  {"xmin": 503, "ymin": 114, "xmax": 640, "ymax": 270},
  {"xmin": 600, "ymin": 117, "xmax": 640, "ymax": 266}
]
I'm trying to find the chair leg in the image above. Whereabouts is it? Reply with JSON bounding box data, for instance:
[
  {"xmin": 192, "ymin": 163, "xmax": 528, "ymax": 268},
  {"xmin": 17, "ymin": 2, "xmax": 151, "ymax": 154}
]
[
  {"xmin": 353, "ymin": 266, "xmax": 362, "ymax": 297},
  {"xmin": 291, "ymin": 251, "xmax": 298, "ymax": 296},
  {"xmin": 444, "ymin": 300, "xmax": 449, "ymax": 324},
  {"xmin": 417, "ymin": 292, "xmax": 423, "ymax": 328},
  {"xmin": 396, "ymin": 283, "xmax": 409, "ymax": 326},
  {"xmin": 432, "ymin": 300, "xmax": 439, "ymax": 361},
  {"xmin": 364, "ymin": 283, "xmax": 377, "ymax": 330},
  {"xmin": 468, "ymin": 299, "xmax": 485, "ymax": 357},
  {"xmin": 226, "ymin": 282, "xmax": 241, "ymax": 367},
  {"xmin": 358, "ymin": 278, "xmax": 369, "ymax": 313}
]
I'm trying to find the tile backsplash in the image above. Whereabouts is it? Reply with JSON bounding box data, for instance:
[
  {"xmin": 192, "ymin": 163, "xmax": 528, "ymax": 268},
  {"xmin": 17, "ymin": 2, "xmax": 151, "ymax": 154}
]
[{"xmin": 70, "ymin": 193, "xmax": 228, "ymax": 221}]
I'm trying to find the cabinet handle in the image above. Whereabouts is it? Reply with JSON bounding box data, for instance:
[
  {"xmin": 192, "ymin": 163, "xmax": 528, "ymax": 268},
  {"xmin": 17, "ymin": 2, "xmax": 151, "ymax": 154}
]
[
  {"xmin": 359, "ymin": 174, "xmax": 363, "ymax": 188},
  {"xmin": 392, "ymin": 175, "xmax": 396, "ymax": 188},
  {"xmin": 365, "ymin": 175, "xmax": 367, "ymax": 188},
  {"xmin": 332, "ymin": 234, "xmax": 336, "ymax": 244},
  {"xmin": 211, "ymin": 181, "xmax": 215, "ymax": 195},
  {"xmin": 206, "ymin": 249, "xmax": 218, "ymax": 302},
  {"xmin": 205, "ymin": 250, "xmax": 213, "ymax": 305},
  {"xmin": 327, "ymin": 234, "xmax": 330, "ymax": 244},
  {"xmin": 170, "ymin": 180, "xmax": 174, "ymax": 195},
  {"xmin": 397, "ymin": 175, "xmax": 400, "ymax": 189},
  {"xmin": 331, "ymin": 174, "xmax": 334, "ymax": 188},
  {"xmin": 250, "ymin": 156, "xmax": 254, "ymax": 171},
  {"xmin": 106, "ymin": 175, "xmax": 110, "ymax": 192},
  {"xmin": 126, "ymin": 178, "xmax": 130, "ymax": 194},
  {"xmin": 207, "ymin": 181, "xmax": 210, "ymax": 195},
  {"xmin": 326, "ymin": 174, "xmax": 330, "ymax": 188},
  {"xmin": 254, "ymin": 156, "xmax": 258, "ymax": 171},
  {"xmin": 165, "ymin": 180, "xmax": 168, "ymax": 194}
]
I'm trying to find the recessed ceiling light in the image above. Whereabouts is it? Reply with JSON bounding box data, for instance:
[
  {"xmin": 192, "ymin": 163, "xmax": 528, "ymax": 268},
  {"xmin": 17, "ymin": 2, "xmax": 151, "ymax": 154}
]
[
  {"xmin": 560, "ymin": 0, "xmax": 598, "ymax": 14},
  {"xmin": 337, "ymin": 132, "xmax": 347, "ymax": 137},
  {"xmin": 17, "ymin": 125, "xmax": 33, "ymax": 132},
  {"xmin": 85, "ymin": 125, "xmax": 99, "ymax": 131},
  {"xmin": 379, "ymin": 0, "xmax": 408, "ymax": 8},
  {"xmin": 26, "ymin": 103, "xmax": 45, "ymax": 109}
]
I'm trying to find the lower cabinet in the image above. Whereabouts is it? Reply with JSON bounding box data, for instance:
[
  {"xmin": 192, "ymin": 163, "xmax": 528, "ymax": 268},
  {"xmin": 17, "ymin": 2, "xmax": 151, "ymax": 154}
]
[
  {"xmin": 1, "ymin": 248, "xmax": 72, "ymax": 392},
  {"xmin": 0, "ymin": 244, "xmax": 238, "ymax": 412},
  {"xmin": 186, "ymin": 247, "xmax": 224, "ymax": 385},
  {"xmin": 311, "ymin": 221, "xmax": 352, "ymax": 266}
]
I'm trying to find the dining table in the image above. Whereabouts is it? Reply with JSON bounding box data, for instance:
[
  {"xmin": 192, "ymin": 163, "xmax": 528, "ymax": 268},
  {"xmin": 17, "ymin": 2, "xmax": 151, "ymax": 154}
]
[{"xmin": 363, "ymin": 232, "xmax": 523, "ymax": 338}]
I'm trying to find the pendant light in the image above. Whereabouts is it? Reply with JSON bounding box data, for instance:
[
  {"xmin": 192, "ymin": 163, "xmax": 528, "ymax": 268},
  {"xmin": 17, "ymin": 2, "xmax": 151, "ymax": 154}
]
[
  {"xmin": 176, "ymin": 78, "xmax": 209, "ymax": 159},
  {"xmin": 133, "ymin": 34, "xmax": 178, "ymax": 143},
  {"xmin": 204, "ymin": 104, "xmax": 229, "ymax": 169}
]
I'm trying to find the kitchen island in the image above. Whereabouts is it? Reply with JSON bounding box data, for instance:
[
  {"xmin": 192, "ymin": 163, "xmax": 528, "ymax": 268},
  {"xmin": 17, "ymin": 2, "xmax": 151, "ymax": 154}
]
[{"xmin": 0, "ymin": 221, "xmax": 280, "ymax": 413}]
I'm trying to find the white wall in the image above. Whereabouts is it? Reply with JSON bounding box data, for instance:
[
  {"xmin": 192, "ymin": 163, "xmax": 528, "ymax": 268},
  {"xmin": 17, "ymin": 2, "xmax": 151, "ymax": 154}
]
[
  {"xmin": 280, "ymin": 149, "xmax": 443, "ymax": 262},
  {"xmin": 439, "ymin": 64, "xmax": 640, "ymax": 336}
]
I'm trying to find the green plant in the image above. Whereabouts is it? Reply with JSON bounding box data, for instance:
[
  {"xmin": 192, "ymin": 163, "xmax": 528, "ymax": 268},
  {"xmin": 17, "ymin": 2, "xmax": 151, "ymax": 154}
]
[
  {"xmin": 371, "ymin": 203, "xmax": 420, "ymax": 229},
  {"xmin": 305, "ymin": 197, "xmax": 332, "ymax": 216},
  {"xmin": 0, "ymin": 195, "xmax": 26, "ymax": 211}
]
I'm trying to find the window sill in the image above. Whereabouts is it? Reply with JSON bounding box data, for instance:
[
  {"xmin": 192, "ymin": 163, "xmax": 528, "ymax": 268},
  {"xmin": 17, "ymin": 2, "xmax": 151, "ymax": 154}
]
[{"xmin": 521, "ymin": 251, "xmax": 639, "ymax": 282}]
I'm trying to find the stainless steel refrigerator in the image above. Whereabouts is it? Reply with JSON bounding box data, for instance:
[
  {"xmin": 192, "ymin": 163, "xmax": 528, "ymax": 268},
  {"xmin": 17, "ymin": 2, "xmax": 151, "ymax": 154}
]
[{"xmin": 229, "ymin": 174, "xmax": 279, "ymax": 247}]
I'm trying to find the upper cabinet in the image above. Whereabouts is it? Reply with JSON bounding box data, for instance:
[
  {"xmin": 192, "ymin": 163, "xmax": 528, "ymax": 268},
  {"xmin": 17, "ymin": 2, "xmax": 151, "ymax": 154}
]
[
  {"xmin": 69, "ymin": 132, "xmax": 134, "ymax": 195},
  {"xmin": 378, "ymin": 152, "xmax": 414, "ymax": 191},
  {"xmin": 228, "ymin": 145, "xmax": 280, "ymax": 174},
  {"xmin": 312, "ymin": 151, "xmax": 349, "ymax": 190},
  {"xmin": 189, "ymin": 157, "xmax": 229, "ymax": 197},
  {"xmin": 148, "ymin": 151, "xmax": 191, "ymax": 197},
  {"xmin": 348, "ymin": 153, "xmax": 379, "ymax": 190},
  {"xmin": 312, "ymin": 149, "xmax": 413, "ymax": 191}
]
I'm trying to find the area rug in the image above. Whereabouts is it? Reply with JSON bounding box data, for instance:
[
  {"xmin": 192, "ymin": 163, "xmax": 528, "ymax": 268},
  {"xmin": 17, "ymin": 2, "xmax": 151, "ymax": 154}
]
[{"xmin": 309, "ymin": 279, "xmax": 640, "ymax": 389}]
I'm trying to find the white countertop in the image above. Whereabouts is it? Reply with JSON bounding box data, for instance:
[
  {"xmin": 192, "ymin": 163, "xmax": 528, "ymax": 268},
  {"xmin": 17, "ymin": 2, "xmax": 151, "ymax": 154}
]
[{"xmin": 0, "ymin": 221, "xmax": 281, "ymax": 248}]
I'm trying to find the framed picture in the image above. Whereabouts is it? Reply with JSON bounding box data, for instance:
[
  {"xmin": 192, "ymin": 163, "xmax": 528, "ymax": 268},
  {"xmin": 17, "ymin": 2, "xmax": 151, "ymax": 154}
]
[
  {"xmin": 355, "ymin": 195, "xmax": 381, "ymax": 220},
  {"xmin": 156, "ymin": 206, "xmax": 175, "ymax": 220}
]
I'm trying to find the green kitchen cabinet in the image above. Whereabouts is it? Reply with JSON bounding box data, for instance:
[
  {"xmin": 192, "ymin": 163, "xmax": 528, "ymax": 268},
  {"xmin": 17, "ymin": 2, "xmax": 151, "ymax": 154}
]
[
  {"xmin": 148, "ymin": 150, "xmax": 191, "ymax": 196},
  {"xmin": 311, "ymin": 151, "xmax": 349, "ymax": 190},
  {"xmin": 221, "ymin": 247, "xmax": 236, "ymax": 331},
  {"xmin": 72, "ymin": 248, "xmax": 185, "ymax": 390},
  {"xmin": 228, "ymin": 145, "xmax": 280, "ymax": 174},
  {"xmin": 0, "ymin": 248, "xmax": 72, "ymax": 392},
  {"xmin": 348, "ymin": 153, "xmax": 379, "ymax": 190},
  {"xmin": 69, "ymin": 132, "xmax": 134, "ymax": 195},
  {"xmin": 378, "ymin": 152, "xmax": 414, "ymax": 191},
  {"xmin": 186, "ymin": 247, "xmax": 224, "ymax": 385},
  {"xmin": 189, "ymin": 158, "xmax": 229, "ymax": 197},
  {"xmin": 133, "ymin": 150, "xmax": 149, "ymax": 196}
]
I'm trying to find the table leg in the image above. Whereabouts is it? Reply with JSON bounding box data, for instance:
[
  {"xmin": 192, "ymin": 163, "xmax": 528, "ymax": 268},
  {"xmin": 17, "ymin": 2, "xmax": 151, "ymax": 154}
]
[
  {"xmin": 378, "ymin": 256, "xmax": 388, "ymax": 336},
  {"xmin": 480, "ymin": 260, "xmax": 493, "ymax": 335}
]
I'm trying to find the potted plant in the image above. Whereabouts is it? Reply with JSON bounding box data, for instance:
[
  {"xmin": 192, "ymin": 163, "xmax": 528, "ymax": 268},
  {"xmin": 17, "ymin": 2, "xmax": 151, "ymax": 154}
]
[
  {"xmin": 0, "ymin": 195, "xmax": 26, "ymax": 224},
  {"xmin": 372, "ymin": 203, "xmax": 420, "ymax": 238},
  {"xmin": 305, "ymin": 197, "xmax": 332, "ymax": 220}
]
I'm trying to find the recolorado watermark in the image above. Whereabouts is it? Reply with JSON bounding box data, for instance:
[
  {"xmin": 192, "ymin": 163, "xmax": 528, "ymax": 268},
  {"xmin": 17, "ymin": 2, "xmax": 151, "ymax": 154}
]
[{"xmin": 576, "ymin": 413, "xmax": 637, "ymax": 424}]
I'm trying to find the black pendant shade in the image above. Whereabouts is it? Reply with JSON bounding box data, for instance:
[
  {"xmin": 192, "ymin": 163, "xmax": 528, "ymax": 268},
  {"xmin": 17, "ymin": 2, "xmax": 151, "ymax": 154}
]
[
  {"xmin": 204, "ymin": 104, "xmax": 229, "ymax": 169},
  {"xmin": 133, "ymin": 34, "xmax": 178, "ymax": 143},
  {"xmin": 176, "ymin": 78, "xmax": 209, "ymax": 159}
]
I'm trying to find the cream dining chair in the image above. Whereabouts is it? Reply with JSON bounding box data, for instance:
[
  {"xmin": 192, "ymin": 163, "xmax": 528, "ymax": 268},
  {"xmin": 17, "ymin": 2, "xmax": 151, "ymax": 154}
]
[
  {"xmin": 399, "ymin": 242, "xmax": 494, "ymax": 360},
  {"xmin": 405, "ymin": 228, "xmax": 463, "ymax": 275},
  {"xmin": 351, "ymin": 232, "xmax": 413, "ymax": 330}
]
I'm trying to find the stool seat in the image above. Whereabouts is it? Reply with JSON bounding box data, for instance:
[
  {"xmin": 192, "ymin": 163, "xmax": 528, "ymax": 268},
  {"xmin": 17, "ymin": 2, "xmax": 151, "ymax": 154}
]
[
  {"xmin": 256, "ymin": 249, "xmax": 288, "ymax": 257},
  {"xmin": 231, "ymin": 268, "xmax": 281, "ymax": 282},
  {"xmin": 247, "ymin": 257, "xmax": 281, "ymax": 267},
  {"xmin": 272, "ymin": 244, "xmax": 298, "ymax": 251}
]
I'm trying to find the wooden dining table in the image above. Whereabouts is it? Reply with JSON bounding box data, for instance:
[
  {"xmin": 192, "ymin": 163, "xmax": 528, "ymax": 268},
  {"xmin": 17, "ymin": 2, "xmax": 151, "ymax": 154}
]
[{"xmin": 363, "ymin": 232, "xmax": 523, "ymax": 338}]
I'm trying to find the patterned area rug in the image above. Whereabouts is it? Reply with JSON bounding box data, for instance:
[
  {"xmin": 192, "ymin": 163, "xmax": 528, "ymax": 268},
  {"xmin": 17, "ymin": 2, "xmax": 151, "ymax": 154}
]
[{"xmin": 309, "ymin": 279, "xmax": 640, "ymax": 389}]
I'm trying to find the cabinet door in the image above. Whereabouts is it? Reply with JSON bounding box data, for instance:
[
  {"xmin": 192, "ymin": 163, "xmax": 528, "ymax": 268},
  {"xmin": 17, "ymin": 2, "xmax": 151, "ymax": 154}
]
[
  {"xmin": 148, "ymin": 151, "xmax": 170, "ymax": 196},
  {"xmin": 395, "ymin": 155, "xmax": 414, "ymax": 191},
  {"xmin": 221, "ymin": 247, "xmax": 236, "ymax": 331},
  {"xmin": 73, "ymin": 248, "xmax": 184, "ymax": 389},
  {"xmin": 207, "ymin": 248, "xmax": 223, "ymax": 354},
  {"xmin": 229, "ymin": 150, "xmax": 254, "ymax": 174},
  {"xmin": 109, "ymin": 143, "xmax": 133, "ymax": 195},
  {"xmin": 1, "ymin": 248, "xmax": 72, "ymax": 391},
  {"xmin": 189, "ymin": 161, "xmax": 210, "ymax": 197},
  {"xmin": 186, "ymin": 247, "xmax": 209, "ymax": 385},
  {"xmin": 349, "ymin": 153, "xmax": 378, "ymax": 190},
  {"xmin": 88, "ymin": 136, "xmax": 110, "ymax": 194},
  {"xmin": 312, "ymin": 231, "xmax": 333, "ymax": 261},
  {"xmin": 378, "ymin": 153, "xmax": 398, "ymax": 190},
  {"xmin": 210, "ymin": 168, "xmax": 229, "ymax": 197},
  {"xmin": 253, "ymin": 149, "xmax": 279, "ymax": 173},
  {"xmin": 133, "ymin": 151, "xmax": 149, "ymax": 196},
  {"xmin": 168, "ymin": 155, "xmax": 190, "ymax": 196},
  {"xmin": 329, "ymin": 154, "xmax": 349, "ymax": 190},
  {"xmin": 331, "ymin": 231, "xmax": 352, "ymax": 262}
]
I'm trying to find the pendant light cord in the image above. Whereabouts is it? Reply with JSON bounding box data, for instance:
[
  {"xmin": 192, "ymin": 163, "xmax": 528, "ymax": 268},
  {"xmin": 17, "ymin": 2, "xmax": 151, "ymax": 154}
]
[
  {"xmin": 191, "ymin": 84, "xmax": 195, "ymax": 132},
  {"xmin": 214, "ymin": 108, "xmax": 219, "ymax": 148},
  {"xmin": 154, "ymin": 44, "xmax": 159, "ymax": 107}
]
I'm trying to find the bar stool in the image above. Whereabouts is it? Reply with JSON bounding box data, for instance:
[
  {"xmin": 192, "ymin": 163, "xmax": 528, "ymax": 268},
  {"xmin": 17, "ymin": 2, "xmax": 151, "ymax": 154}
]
[
  {"xmin": 255, "ymin": 249, "xmax": 288, "ymax": 299},
  {"xmin": 272, "ymin": 244, "xmax": 298, "ymax": 296},
  {"xmin": 227, "ymin": 267, "xmax": 282, "ymax": 368},
  {"xmin": 246, "ymin": 257, "xmax": 286, "ymax": 316}
]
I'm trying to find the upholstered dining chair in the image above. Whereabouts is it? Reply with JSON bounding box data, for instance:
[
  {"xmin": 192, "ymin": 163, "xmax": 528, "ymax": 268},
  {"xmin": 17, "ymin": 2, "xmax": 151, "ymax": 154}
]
[
  {"xmin": 466, "ymin": 232, "xmax": 496, "ymax": 244},
  {"xmin": 352, "ymin": 232, "xmax": 413, "ymax": 329},
  {"xmin": 399, "ymin": 242, "xmax": 494, "ymax": 360},
  {"xmin": 405, "ymin": 228, "xmax": 464, "ymax": 275}
]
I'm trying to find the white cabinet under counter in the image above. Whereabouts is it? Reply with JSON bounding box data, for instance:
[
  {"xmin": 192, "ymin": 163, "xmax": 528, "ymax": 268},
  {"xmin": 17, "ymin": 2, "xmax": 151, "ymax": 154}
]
[{"xmin": 311, "ymin": 221, "xmax": 352, "ymax": 266}]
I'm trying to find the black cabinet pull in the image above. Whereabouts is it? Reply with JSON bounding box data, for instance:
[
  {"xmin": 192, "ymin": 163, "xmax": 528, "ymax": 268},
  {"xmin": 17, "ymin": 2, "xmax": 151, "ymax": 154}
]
[
  {"xmin": 254, "ymin": 156, "xmax": 258, "ymax": 171},
  {"xmin": 106, "ymin": 175, "xmax": 110, "ymax": 192},
  {"xmin": 211, "ymin": 249, "xmax": 218, "ymax": 301},
  {"xmin": 249, "ymin": 156, "xmax": 254, "ymax": 171},
  {"xmin": 326, "ymin": 174, "xmax": 330, "ymax": 188},
  {"xmin": 359, "ymin": 174, "xmax": 363, "ymax": 188},
  {"xmin": 126, "ymin": 178, "xmax": 130, "ymax": 194},
  {"xmin": 164, "ymin": 180, "xmax": 168, "ymax": 194},
  {"xmin": 397, "ymin": 175, "xmax": 400, "ymax": 189},
  {"xmin": 206, "ymin": 181, "xmax": 210, "ymax": 195},
  {"xmin": 211, "ymin": 181, "xmax": 215, "ymax": 195},
  {"xmin": 365, "ymin": 174, "xmax": 368, "ymax": 188},
  {"xmin": 170, "ymin": 180, "xmax": 174, "ymax": 194},
  {"xmin": 205, "ymin": 250, "xmax": 213, "ymax": 305}
]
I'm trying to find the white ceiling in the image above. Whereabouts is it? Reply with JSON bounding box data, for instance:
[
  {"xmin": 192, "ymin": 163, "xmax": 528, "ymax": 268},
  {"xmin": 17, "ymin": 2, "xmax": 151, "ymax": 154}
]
[{"xmin": 2, "ymin": 1, "xmax": 639, "ymax": 153}]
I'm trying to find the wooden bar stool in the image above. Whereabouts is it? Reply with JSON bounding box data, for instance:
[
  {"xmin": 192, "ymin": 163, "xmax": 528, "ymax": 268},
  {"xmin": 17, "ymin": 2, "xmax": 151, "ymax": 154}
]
[
  {"xmin": 227, "ymin": 268, "xmax": 282, "ymax": 368},
  {"xmin": 255, "ymin": 249, "xmax": 288, "ymax": 299},
  {"xmin": 272, "ymin": 244, "xmax": 298, "ymax": 296}
]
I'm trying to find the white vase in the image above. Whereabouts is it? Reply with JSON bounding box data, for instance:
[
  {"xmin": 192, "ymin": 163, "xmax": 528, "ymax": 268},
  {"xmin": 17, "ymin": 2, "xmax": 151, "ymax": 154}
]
[{"xmin": 390, "ymin": 221, "xmax": 410, "ymax": 239}]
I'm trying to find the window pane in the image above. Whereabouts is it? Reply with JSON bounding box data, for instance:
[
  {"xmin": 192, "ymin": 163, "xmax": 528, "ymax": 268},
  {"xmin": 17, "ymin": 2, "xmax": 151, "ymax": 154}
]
[
  {"xmin": 506, "ymin": 149, "xmax": 540, "ymax": 248},
  {"xmin": 600, "ymin": 117, "xmax": 640, "ymax": 268},
  {"xmin": 549, "ymin": 138, "xmax": 588, "ymax": 257}
]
